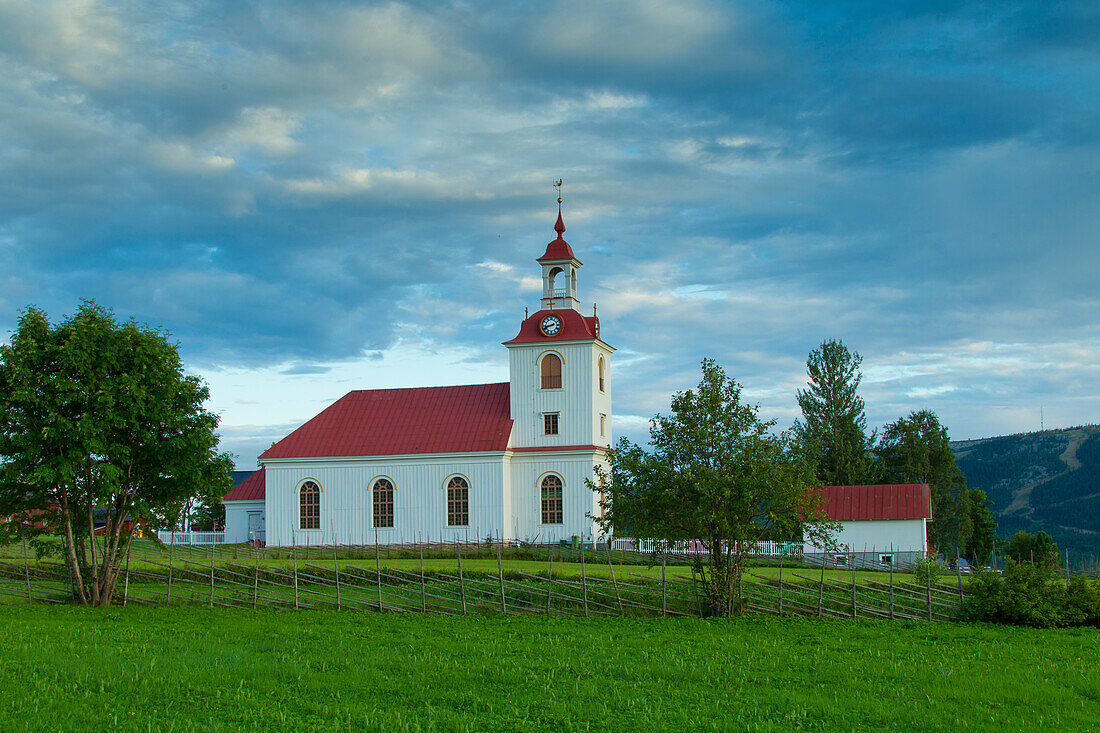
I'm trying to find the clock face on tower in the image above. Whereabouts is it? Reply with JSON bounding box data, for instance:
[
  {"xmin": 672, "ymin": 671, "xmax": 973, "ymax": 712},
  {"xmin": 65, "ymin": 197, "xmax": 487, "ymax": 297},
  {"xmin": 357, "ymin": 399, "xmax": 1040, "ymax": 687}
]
[{"xmin": 539, "ymin": 314, "xmax": 563, "ymax": 336}]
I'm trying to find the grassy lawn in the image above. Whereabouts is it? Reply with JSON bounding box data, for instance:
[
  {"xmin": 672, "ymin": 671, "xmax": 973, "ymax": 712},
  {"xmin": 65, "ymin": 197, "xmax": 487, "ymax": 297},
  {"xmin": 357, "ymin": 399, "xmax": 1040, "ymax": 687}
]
[{"xmin": 1, "ymin": 605, "xmax": 1096, "ymax": 731}]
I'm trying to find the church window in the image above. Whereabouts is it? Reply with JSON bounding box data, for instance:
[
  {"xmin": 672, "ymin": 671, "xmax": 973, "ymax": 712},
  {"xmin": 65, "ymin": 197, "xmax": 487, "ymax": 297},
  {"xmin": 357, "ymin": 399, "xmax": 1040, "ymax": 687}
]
[
  {"xmin": 447, "ymin": 476, "xmax": 469, "ymax": 526},
  {"xmin": 600, "ymin": 413, "xmax": 606, "ymax": 437},
  {"xmin": 598, "ymin": 356, "xmax": 605, "ymax": 392},
  {"xmin": 299, "ymin": 480, "xmax": 320, "ymax": 530},
  {"xmin": 541, "ymin": 353, "xmax": 562, "ymax": 389},
  {"xmin": 544, "ymin": 412, "xmax": 559, "ymax": 435},
  {"xmin": 541, "ymin": 474, "xmax": 563, "ymax": 525},
  {"xmin": 373, "ymin": 478, "xmax": 394, "ymax": 528}
]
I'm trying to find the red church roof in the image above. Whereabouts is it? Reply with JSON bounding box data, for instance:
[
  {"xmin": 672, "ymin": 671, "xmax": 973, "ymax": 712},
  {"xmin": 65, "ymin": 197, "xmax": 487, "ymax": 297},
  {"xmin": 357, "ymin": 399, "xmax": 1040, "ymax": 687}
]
[
  {"xmin": 819, "ymin": 484, "xmax": 932, "ymax": 521},
  {"xmin": 258, "ymin": 383, "xmax": 514, "ymax": 460},
  {"xmin": 224, "ymin": 467, "xmax": 266, "ymax": 502},
  {"xmin": 537, "ymin": 211, "xmax": 581, "ymax": 264},
  {"xmin": 503, "ymin": 309, "xmax": 600, "ymax": 345}
]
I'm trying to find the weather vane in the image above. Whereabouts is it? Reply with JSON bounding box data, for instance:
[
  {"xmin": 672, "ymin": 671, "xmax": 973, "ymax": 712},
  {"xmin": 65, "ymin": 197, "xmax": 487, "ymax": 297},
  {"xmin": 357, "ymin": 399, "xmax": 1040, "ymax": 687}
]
[{"xmin": 554, "ymin": 179, "xmax": 563, "ymax": 210}]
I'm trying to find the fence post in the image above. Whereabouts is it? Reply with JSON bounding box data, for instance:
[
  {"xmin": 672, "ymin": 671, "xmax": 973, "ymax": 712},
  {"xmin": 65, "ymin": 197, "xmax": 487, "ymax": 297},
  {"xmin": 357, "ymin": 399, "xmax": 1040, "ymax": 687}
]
[
  {"xmin": 166, "ymin": 530, "xmax": 175, "ymax": 606},
  {"xmin": 661, "ymin": 552, "xmax": 667, "ymax": 617},
  {"xmin": 375, "ymin": 531, "xmax": 383, "ymax": 612},
  {"xmin": 333, "ymin": 534, "xmax": 341, "ymax": 611},
  {"xmin": 956, "ymin": 557, "xmax": 963, "ymax": 610},
  {"xmin": 207, "ymin": 530, "xmax": 214, "ymax": 603},
  {"xmin": 580, "ymin": 541, "xmax": 589, "ymax": 617},
  {"xmin": 292, "ymin": 532, "xmax": 299, "ymax": 610},
  {"xmin": 419, "ymin": 541, "xmax": 426, "ymax": 613},
  {"xmin": 889, "ymin": 556, "xmax": 895, "ymax": 620},
  {"xmin": 456, "ymin": 540, "xmax": 466, "ymax": 614},
  {"xmin": 252, "ymin": 532, "xmax": 259, "ymax": 609},
  {"xmin": 546, "ymin": 546, "xmax": 553, "ymax": 614},
  {"xmin": 850, "ymin": 548, "xmax": 857, "ymax": 619},
  {"xmin": 606, "ymin": 545, "xmax": 623, "ymax": 615},
  {"xmin": 23, "ymin": 539, "xmax": 32, "ymax": 603},
  {"xmin": 817, "ymin": 553, "xmax": 826, "ymax": 617},
  {"xmin": 495, "ymin": 533, "xmax": 506, "ymax": 614},
  {"xmin": 926, "ymin": 565, "xmax": 933, "ymax": 621},
  {"xmin": 778, "ymin": 548, "xmax": 784, "ymax": 616}
]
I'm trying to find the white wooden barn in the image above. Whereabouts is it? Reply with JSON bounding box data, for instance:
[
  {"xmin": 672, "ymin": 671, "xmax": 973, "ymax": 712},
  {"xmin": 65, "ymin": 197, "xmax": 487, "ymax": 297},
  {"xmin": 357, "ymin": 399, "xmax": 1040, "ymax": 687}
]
[
  {"xmin": 224, "ymin": 210, "xmax": 614, "ymax": 546},
  {"xmin": 805, "ymin": 483, "xmax": 933, "ymax": 567}
]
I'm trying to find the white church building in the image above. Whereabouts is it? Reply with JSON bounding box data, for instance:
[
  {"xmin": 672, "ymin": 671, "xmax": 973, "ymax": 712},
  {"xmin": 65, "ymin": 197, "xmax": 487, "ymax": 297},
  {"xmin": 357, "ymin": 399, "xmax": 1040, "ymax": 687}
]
[{"xmin": 224, "ymin": 209, "xmax": 613, "ymax": 546}]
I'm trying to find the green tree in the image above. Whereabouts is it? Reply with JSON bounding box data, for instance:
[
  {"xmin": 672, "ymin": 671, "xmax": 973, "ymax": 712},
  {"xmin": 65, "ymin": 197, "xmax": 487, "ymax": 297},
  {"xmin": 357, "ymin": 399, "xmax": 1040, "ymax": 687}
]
[
  {"xmin": 1004, "ymin": 531, "xmax": 1062, "ymax": 570},
  {"xmin": 592, "ymin": 359, "xmax": 836, "ymax": 616},
  {"xmin": 793, "ymin": 339, "xmax": 877, "ymax": 485},
  {"xmin": 0, "ymin": 302, "xmax": 233, "ymax": 605},
  {"xmin": 875, "ymin": 410, "xmax": 971, "ymax": 560},
  {"xmin": 963, "ymin": 488, "xmax": 997, "ymax": 567}
]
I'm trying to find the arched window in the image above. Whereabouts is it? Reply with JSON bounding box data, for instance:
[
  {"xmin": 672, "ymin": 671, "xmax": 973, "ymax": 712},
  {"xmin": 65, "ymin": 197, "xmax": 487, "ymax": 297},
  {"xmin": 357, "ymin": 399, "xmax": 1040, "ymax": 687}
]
[
  {"xmin": 598, "ymin": 355, "xmax": 605, "ymax": 392},
  {"xmin": 541, "ymin": 474, "xmax": 563, "ymax": 525},
  {"xmin": 373, "ymin": 478, "xmax": 394, "ymax": 528},
  {"xmin": 541, "ymin": 353, "xmax": 562, "ymax": 389},
  {"xmin": 299, "ymin": 480, "xmax": 320, "ymax": 530},
  {"xmin": 446, "ymin": 476, "xmax": 469, "ymax": 526}
]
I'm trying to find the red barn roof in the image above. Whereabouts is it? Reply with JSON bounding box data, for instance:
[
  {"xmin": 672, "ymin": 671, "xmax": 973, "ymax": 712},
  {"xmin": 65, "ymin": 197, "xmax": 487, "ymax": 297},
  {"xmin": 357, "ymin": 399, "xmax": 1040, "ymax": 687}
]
[
  {"xmin": 503, "ymin": 309, "xmax": 600, "ymax": 345},
  {"xmin": 224, "ymin": 468, "xmax": 266, "ymax": 502},
  {"xmin": 258, "ymin": 383, "xmax": 514, "ymax": 460},
  {"xmin": 819, "ymin": 484, "xmax": 932, "ymax": 521}
]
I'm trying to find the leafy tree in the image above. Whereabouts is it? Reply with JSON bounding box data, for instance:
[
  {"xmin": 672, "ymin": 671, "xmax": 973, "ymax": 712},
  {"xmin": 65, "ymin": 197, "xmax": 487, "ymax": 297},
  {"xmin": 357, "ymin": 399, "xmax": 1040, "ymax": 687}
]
[
  {"xmin": 0, "ymin": 302, "xmax": 233, "ymax": 606},
  {"xmin": 1004, "ymin": 531, "xmax": 1062, "ymax": 570},
  {"xmin": 592, "ymin": 359, "xmax": 836, "ymax": 616},
  {"xmin": 793, "ymin": 339, "xmax": 877, "ymax": 485},
  {"xmin": 875, "ymin": 410, "xmax": 971, "ymax": 560},
  {"xmin": 962, "ymin": 488, "xmax": 997, "ymax": 566}
]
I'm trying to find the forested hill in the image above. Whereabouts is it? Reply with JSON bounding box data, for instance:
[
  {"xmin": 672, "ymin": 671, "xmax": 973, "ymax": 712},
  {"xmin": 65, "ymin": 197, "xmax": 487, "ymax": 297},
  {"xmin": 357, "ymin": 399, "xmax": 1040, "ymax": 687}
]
[{"xmin": 951, "ymin": 425, "xmax": 1100, "ymax": 559}]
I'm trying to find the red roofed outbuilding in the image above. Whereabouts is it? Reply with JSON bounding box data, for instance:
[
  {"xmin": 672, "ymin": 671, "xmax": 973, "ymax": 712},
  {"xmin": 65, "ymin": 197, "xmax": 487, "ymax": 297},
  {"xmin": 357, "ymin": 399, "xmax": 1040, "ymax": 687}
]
[{"xmin": 806, "ymin": 484, "xmax": 933, "ymax": 568}]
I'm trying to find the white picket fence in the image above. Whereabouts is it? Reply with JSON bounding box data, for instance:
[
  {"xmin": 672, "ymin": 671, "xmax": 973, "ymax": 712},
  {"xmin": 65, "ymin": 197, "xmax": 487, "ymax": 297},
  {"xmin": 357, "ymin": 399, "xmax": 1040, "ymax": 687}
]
[
  {"xmin": 611, "ymin": 538, "xmax": 804, "ymax": 557},
  {"xmin": 155, "ymin": 530, "xmax": 227, "ymax": 545}
]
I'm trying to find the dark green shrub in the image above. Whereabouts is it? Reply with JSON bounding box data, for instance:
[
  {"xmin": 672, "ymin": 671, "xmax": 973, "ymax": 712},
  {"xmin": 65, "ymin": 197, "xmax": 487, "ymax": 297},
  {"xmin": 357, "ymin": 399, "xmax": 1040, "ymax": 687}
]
[{"xmin": 962, "ymin": 560, "xmax": 1100, "ymax": 627}]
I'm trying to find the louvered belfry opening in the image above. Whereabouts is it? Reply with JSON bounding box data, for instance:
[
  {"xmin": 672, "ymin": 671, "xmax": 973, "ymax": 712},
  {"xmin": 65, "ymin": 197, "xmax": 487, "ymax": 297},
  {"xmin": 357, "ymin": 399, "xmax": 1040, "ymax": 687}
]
[
  {"xmin": 447, "ymin": 476, "xmax": 469, "ymax": 526},
  {"xmin": 541, "ymin": 353, "xmax": 562, "ymax": 389}
]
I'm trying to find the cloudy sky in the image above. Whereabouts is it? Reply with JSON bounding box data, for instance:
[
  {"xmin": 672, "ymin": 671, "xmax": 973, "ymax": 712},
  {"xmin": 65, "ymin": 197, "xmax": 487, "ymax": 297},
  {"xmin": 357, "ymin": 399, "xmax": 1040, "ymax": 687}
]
[{"xmin": 2, "ymin": 0, "xmax": 1097, "ymax": 468}]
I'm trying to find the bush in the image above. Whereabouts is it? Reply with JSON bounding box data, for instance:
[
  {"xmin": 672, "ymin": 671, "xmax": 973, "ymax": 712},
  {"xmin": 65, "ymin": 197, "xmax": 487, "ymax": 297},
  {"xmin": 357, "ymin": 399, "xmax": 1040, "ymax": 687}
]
[
  {"xmin": 961, "ymin": 560, "xmax": 1100, "ymax": 628},
  {"xmin": 910, "ymin": 556, "xmax": 943, "ymax": 585}
]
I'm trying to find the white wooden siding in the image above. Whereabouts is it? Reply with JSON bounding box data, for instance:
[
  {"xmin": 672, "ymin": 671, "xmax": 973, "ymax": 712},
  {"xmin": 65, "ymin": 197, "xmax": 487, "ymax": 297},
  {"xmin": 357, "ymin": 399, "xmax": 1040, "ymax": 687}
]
[
  {"xmin": 263, "ymin": 453, "xmax": 509, "ymax": 546},
  {"xmin": 805, "ymin": 518, "xmax": 928, "ymax": 554},
  {"xmin": 506, "ymin": 340, "xmax": 613, "ymax": 449},
  {"xmin": 224, "ymin": 500, "xmax": 265, "ymax": 543}
]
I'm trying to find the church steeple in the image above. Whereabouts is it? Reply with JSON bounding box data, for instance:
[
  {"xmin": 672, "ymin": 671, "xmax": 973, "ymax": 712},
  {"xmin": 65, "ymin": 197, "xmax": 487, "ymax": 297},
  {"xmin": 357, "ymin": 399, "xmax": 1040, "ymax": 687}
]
[{"xmin": 537, "ymin": 187, "xmax": 582, "ymax": 311}]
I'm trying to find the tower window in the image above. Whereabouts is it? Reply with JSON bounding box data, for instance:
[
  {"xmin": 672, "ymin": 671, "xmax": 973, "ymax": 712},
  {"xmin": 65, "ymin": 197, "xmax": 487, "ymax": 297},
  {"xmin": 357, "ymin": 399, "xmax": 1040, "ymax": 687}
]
[
  {"xmin": 600, "ymin": 413, "xmax": 606, "ymax": 437},
  {"xmin": 544, "ymin": 412, "xmax": 559, "ymax": 435},
  {"xmin": 373, "ymin": 478, "xmax": 394, "ymax": 528},
  {"xmin": 446, "ymin": 476, "xmax": 469, "ymax": 526},
  {"xmin": 598, "ymin": 355, "xmax": 605, "ymax": 392},
  {"xmin": 299, "ymin": 480, "xmax": 320, "ymax": 530},
  {"xmin": 541, "ymin": 353, "xmax": 562, "ymax": 389},
  {"xmin": 541, "ymin": 474, "xmax": 563, "ymax": 525}
]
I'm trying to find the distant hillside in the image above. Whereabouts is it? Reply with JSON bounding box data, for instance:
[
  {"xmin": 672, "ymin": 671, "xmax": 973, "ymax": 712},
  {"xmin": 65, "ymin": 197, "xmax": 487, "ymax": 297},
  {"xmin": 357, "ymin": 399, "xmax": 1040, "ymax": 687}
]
[{"xmin": 951, "ymin": 425, "xmax": 1100, "ymax": 561}]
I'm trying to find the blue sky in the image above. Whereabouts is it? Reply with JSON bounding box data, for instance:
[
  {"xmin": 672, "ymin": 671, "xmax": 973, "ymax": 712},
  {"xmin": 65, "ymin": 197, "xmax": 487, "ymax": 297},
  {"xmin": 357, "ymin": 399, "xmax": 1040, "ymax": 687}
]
[{"xmin": 2, "ymin": 0, "xmax": 1097, "ymax": 468}]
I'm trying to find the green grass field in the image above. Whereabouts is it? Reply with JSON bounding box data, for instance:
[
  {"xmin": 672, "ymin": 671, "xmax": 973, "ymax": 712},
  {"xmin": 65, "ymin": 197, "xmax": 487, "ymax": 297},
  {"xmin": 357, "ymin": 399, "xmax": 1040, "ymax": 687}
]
[{"xmin": 1, "ymin": 605, "xmax": 1096, "ymax": 731}]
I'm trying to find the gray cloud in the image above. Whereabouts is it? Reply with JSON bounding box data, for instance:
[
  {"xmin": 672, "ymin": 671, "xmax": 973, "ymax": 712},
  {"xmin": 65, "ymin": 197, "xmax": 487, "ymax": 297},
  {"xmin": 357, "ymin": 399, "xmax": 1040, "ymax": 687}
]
[{"xmin": 1, "ymin": 0, "xmax": 1097, "ymax": 462}]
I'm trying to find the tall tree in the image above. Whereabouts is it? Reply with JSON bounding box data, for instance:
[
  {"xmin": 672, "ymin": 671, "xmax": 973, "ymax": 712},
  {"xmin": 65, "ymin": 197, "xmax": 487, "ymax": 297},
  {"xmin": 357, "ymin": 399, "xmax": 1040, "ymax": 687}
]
[
  {"xmin": 875, "ymin": 410, "xmax": 971, "ymax": 560},
  {"xmin": 794, "ymin": 339, "xmax": 877, "ymax": 485},
  {"xmin": 592, "ymin": 359, "xmax": 836, "ymax": 616},
  {"xmin": 0, "ymin": 302, "xmax": 233, "ymax": 605},
  {"xmin": 963, "ymin": 488, "xmax": 997, "ymax": 567}
]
